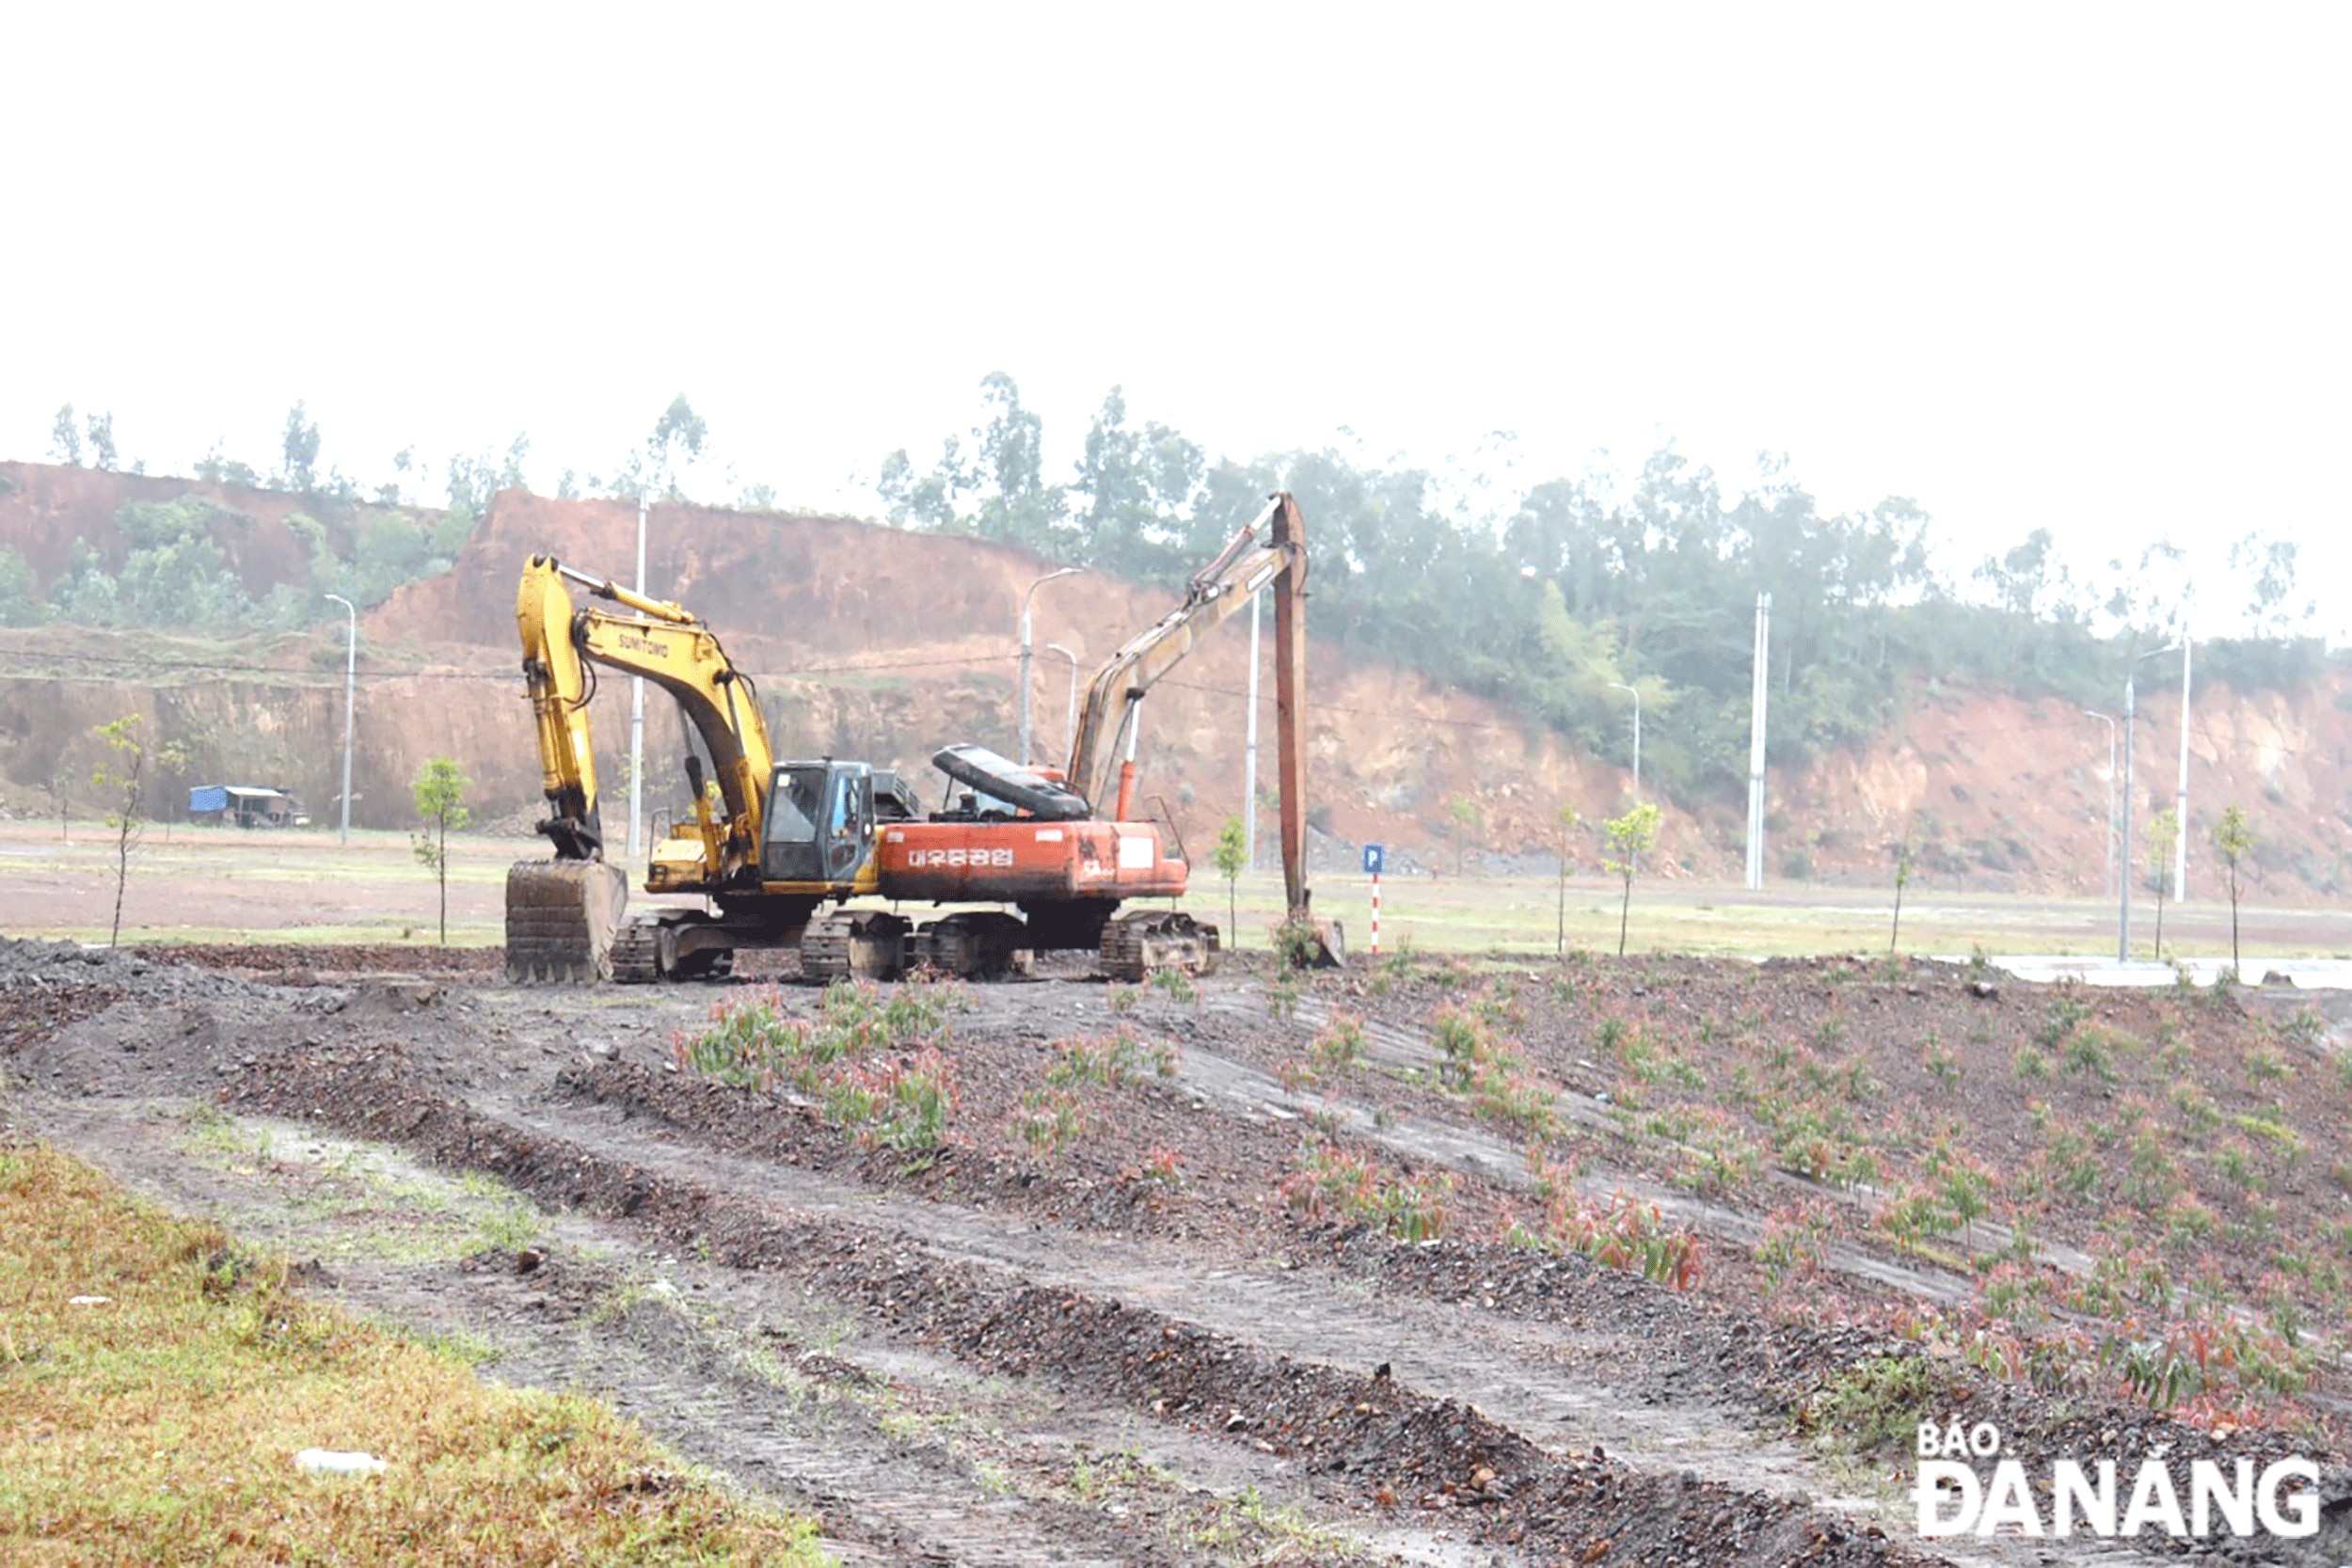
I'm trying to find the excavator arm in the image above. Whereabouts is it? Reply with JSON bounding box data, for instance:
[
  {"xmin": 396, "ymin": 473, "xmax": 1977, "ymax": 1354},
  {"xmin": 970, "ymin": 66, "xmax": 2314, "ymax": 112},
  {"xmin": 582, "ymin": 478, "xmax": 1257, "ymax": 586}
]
[
  {"xmin": 517, "ymin": 554, "xmax": 775, "ymax": 882},
  {"xmin": 1064, "ymin": 494, "xmax": 1304, "ymax": 819},
  {"xmin": 508, "ymin": 554, "xmax": 779, "ymax": 982},
  {"xmin": 1059, "ymin": 492, "xmax": 1337, "ymax": 965},
  {"xmin": 1268, "ymin": 495, "xmax": 1317, "ymax": 932}
]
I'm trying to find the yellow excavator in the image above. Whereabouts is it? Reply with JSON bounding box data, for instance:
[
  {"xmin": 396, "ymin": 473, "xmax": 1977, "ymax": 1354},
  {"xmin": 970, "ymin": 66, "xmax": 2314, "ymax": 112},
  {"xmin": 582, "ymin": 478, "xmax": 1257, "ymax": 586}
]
[{"xmin": 504, "ymin": 557, "xmax": 916, "ymax": 982}]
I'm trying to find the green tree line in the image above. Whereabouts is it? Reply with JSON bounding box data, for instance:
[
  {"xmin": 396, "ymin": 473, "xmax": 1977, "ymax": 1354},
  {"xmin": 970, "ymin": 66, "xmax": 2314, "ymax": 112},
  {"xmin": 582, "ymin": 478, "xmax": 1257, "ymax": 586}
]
[
  {"xmin": 12, "ymin": 386, "xmax": 2333, "ymax": 812},
  {"xmin": 12, "ymin": 398, "xmax": 584, "ymax": 634},
  {"xmin": 880, "ymin": 375, "xmax": 2334, "ymax": 803},
  {"xmin": 1, "ymin": 495, "xmax": 472, "ymax": 635}
]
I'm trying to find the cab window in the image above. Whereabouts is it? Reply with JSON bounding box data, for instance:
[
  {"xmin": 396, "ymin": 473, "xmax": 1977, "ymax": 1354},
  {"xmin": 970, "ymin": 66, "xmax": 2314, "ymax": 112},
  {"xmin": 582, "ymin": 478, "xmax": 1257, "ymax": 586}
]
[{"xmin": 767, "ymin": 766, "xmax": 827, "ymax": 846}]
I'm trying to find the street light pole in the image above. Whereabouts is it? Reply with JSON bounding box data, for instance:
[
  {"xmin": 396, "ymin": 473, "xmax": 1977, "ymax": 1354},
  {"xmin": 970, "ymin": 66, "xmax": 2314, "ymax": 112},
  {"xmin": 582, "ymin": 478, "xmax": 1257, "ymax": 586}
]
[
  {"xmin": 1607, "ymin": 682, "xmax": 1642, "ymax": 803},
  {"xmin": 2122, "ymin": 676, "xmax": 2137, "ymax": 962},
  {"xmin": 323, "ymin": 594, "xmax": 356, "ymax": 847},
  {"xmin": 628, "ymin": 493, "xmax": 647, "ymax": 863},
  {"xmin": 1744, "ymin": 594, "xmax": 1772, "ymax": 891},
  {"xmin": 2120, "ymin": 644, "xmax": 2181, "ymax": 963},
  {"xmin": 2082, "ymin": 710, "xmax": 2117, "ymax": 900},
  {"xmin": 2089, "ymin": 709, "xmax": 2126, "ymax": 893},
  {"xmin": 2173, "ymin": 634, "xmax": 2192, "ymax": 903},
  {"xmin": 1017, "ymin": 567, "xmax": 1083, "ymax": 766},
  {"xmin": 1045, "ymin": 642, "xmax": 1081, "ymax": 765}
]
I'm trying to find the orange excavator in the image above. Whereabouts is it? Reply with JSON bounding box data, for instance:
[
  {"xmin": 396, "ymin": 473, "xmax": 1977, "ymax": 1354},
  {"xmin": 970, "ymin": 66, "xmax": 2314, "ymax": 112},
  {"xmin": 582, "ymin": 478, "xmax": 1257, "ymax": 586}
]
[{"xmin": 805, "ymin": 489, "xmax": 1343, "ymax": 981}]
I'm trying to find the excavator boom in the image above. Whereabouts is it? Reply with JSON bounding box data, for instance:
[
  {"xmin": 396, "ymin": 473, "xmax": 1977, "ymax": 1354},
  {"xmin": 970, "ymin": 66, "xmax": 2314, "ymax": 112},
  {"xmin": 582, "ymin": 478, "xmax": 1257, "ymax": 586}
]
[
  {"xmin": 1268, "ymin": 496, "xmax": 1314, "ymax": 924},
  {"xmin": 1064, "ymin": 495, "xmax": 1300, "ymax": 818},
  {"xmin": 863, "ymin": 491, "xmax": 1337, "ymax": 981},
  {"xmin": 1063, "ymin": 491, "xmax": 1333, "ymax": 957},
  {"xmin": 520, "ymin": 557, "xmax": 775, "ymax": 860},
  {"xmin": 1268, "ymin": 497, "xmax": 1339, "ymax": 965}
]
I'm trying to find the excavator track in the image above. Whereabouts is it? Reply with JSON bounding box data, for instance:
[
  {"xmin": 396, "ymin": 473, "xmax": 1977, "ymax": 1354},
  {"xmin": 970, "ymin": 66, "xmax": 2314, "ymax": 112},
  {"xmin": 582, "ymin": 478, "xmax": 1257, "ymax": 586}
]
[
  {"xmin": 800, "ymin": 913, "xmax": 851, "ymax": 984},
  {"xmin": 1097, "ymin": 911, "xmax": 1219, "ymax": 983},
  {"xmin": 913, "ymin": 912, "xmax": 1032, "ymax": 981},
  {"xmin": 604, "ymin": 915, "xmax": 739, "ymax": 985},
  {"xmin": 610, "ymin": 919, "xmax": 662, "ymax": 985},
  {"xmin": 503, "ymin": 860, "xmax": 628, "ymax": 983},
  {"xmin": 801, "ymin": 911, "xmax": 908, "ymax": 984}
]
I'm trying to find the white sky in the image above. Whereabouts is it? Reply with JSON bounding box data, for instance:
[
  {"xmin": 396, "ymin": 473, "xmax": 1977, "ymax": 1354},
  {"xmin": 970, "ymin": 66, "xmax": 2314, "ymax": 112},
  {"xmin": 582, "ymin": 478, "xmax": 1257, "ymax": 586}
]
[{"xmin": 7, "ymin": 5, "xmax": 2347, "ymax": 635}]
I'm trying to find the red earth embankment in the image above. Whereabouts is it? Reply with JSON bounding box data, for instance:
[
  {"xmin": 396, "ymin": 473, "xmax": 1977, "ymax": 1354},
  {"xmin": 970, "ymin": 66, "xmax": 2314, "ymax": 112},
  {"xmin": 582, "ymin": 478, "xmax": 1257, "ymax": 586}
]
[{"xmin": 3, "ymin": 463, "xmax": 2347, "ymax": 896}]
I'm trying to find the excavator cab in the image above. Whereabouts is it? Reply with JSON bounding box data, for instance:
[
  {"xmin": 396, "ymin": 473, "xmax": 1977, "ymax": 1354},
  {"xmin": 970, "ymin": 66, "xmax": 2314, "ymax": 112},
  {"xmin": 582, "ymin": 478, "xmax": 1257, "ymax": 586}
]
[{"xmin": 762, "ymin": 760, "xmax": 879, "ymax": 886}]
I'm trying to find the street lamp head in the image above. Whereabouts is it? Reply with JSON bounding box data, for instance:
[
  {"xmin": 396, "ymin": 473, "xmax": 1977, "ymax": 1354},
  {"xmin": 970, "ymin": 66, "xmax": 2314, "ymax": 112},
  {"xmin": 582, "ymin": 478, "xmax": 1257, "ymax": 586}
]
[{"xmin": 1022, "ymin": 566, "xmax": 1087, "ymax": 628}]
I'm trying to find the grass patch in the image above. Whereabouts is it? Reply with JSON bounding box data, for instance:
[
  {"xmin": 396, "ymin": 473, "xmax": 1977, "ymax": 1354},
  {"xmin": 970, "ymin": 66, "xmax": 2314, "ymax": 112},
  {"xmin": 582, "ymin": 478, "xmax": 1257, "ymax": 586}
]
[
  {"xmin": 1427, "ymin": 1005, "xmax": 1562, "ymax": 1140},
  {"xmin": 1279, "ymin": 1138, "xmax": 1453, "ymax": 1243},
  {"xmin": 1278, "ymin": 1011, "xmax": 1369, "ymax": 1093},
  {"xmin": 1046, "ymin": 1028, "xmax": 1179, "ymax": 1089},
  {"xmin": 1798, "ymin": 1354, "xmax": 1941, "ymax": 1455},
  {"xmin": 174, "ymin": 1113, "xmax": 548, "ymax": 1265},
  {"xmin": 0, "ymin": 1139, "xmax": 823, "ymax": 1562},
  {"xmin": 10, "ymin": 814, "xmax": 2344, "ymax": 958},
  {"xmin": 679, "ymin": 982, "xmax": 956, "ymax": 1155},
  {"xmin": 1517, "ymin": 1160, "xmax": 1702, "ymax": 1291},
  {"xmin": 1182, "ymin": 1481, "xmax": 1362, "ymax": 1559}
]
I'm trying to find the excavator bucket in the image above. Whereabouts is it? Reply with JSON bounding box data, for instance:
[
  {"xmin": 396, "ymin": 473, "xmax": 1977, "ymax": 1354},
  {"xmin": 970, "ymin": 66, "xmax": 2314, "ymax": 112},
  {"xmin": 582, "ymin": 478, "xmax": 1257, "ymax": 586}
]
[
  {"xmin": 1274, "ymin": 913, "xmax": 1345, "ymax": 972},
  {"xmin": 504, "ymin": 859, "xmax": 628, "ymax": 982}
]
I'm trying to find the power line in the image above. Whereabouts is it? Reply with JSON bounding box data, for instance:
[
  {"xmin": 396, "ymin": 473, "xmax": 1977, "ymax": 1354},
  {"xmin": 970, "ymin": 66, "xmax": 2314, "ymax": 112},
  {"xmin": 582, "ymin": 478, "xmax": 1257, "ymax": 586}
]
[
  {"xmin": 0, "ymin": 647, "xmax": 1018, "ymax": 683},
  {"xmin": 1158, "ymin": 674, "xmax": 1538, "ymax": 735},
  {"xmin": 10, "ymin": 641, "xmax": 2344, "ymax": 767}
]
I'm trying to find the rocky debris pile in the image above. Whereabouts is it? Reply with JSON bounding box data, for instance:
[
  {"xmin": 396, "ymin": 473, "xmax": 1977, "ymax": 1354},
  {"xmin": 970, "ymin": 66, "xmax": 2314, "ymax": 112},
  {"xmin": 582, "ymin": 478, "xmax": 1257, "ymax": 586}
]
[
  {"xmin": 0, "ymin": 936, "xmax": 252, "ymax": 1002},
  {"xmin": 0, "ymin": 940, "xmax": 371, "ymax": 1096},
  {"xmin": 133, "ymin": 943, "xmax": 503, "ymax": 983},
  {"xmin": 0, "ymin": 935, "xmax": 152, "ymax": 981}
]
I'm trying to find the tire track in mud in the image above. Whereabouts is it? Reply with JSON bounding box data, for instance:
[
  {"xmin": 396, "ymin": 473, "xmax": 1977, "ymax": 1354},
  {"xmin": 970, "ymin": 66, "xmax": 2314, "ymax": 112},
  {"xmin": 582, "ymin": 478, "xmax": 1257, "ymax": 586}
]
[
  {"xmin": 444, "ymin": 1264, "xmax": 1197, "ymax": 1568},
  {"xmin": 231, "ymin": 1045, "xmax": 1946, "ymax": 1566},
  {"xmin": 536, "ymin": 1256, "xmax": 1505, "ymax": 1568},
  {"xmin": 542, "ymin": 1060, "xmax": 2165, "ymax": 1568},
  {"xmin": 551, "ymin": 1062, "xmax": 1816, "ymax": 1482},
  {"xmin": 4, "ymin": 949, "xmax": 2183, "ymax": 1560},
  {"xmin": 21, "ymin": 1100, "xmax": 1148, "ymax": 1568},
  {"xmin": 200, "ymin": 1059, "xmax": 1531, "ymax": 1568}
]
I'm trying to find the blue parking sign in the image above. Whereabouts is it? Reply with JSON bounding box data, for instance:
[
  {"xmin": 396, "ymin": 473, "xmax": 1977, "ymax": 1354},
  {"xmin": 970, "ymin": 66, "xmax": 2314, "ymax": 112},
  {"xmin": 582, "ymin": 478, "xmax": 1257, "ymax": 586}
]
[{"xmin": 1361, "ymin": 842, "xmax": 1385, "ymax": 876}]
